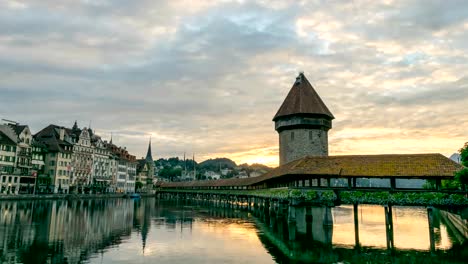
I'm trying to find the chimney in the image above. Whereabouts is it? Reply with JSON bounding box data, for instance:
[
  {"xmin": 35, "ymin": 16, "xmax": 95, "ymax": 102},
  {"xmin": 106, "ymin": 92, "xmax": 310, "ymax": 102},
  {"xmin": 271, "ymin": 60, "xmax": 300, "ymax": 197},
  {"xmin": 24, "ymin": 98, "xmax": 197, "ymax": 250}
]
[{"xmin": 59, "ymin": 128, "xmax": 65, "ymax": 141}]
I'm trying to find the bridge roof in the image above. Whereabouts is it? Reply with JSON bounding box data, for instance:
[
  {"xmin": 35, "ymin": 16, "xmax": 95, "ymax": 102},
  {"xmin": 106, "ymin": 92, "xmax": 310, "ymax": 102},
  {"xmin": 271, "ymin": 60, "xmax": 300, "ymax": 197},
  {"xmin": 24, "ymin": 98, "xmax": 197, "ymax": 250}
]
[{"xmin": 161, "ymin": 153, "xmax": 462, "ymax": 188}]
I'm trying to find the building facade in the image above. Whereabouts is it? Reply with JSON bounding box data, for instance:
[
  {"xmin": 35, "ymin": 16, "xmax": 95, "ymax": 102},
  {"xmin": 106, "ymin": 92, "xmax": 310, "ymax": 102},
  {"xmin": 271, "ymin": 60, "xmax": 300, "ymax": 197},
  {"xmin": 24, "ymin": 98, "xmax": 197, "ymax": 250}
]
[
  {"xmin": 70, "ymin": 123, "xmax": 93, "ymax": 190},
  {"xmin": 273, "ymin": 73, "xmax": 334, "ymax": 165},
  {"xmin": 0, "ymin": 125, "xmax": 18, "ymax": 194},
  {"xmin": 91, "ymin": 136, "xmax": 113, "ymax": 193},
  {"xmin": 108, "ymin": 142, "xmax": 137, "ymax": 193},
  {"xmin": 35, "ymin": 125, "xmax": 73, "ymax": 194}
]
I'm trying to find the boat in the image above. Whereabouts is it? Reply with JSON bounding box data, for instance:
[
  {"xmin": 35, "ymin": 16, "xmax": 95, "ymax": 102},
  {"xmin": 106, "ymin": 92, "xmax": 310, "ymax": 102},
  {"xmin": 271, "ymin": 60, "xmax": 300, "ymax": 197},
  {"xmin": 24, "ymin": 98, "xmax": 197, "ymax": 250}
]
[{"xmin": 129, "ymin": 193, "xmax": 141, "ymax": 199}]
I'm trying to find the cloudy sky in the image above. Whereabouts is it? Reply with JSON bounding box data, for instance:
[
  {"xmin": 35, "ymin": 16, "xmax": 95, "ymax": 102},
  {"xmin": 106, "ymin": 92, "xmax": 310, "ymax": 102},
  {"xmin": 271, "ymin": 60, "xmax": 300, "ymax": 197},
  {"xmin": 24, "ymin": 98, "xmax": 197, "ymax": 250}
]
[{"xmin": 1, "ymin": 0, "xmax": 467, "ymax": 166}]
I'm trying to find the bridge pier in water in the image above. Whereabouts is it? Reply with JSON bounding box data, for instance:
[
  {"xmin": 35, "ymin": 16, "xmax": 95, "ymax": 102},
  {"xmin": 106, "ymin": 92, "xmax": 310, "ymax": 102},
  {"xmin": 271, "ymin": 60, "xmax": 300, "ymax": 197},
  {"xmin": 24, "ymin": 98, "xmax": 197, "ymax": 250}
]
[{"xmin": 157, "ymin": 190, "xmax": 466, "ymax": 253}]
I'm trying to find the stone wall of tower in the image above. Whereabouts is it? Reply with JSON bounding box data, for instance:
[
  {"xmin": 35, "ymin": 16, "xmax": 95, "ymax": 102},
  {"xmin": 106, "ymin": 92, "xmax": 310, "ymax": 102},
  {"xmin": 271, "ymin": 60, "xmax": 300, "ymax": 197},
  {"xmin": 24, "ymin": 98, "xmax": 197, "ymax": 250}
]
[{"xmin": 279, "ymin": 128, "xmax": 328, "ymax": 165}]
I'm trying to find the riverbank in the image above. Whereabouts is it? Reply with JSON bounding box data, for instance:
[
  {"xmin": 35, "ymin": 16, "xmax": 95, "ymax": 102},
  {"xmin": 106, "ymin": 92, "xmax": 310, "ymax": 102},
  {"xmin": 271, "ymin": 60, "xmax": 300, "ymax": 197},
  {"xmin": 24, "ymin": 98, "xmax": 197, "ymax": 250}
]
[
  {"xmin": 0, "ymin": 193, "xmax": 156, "ymax": 201},
  {"xmin": 158, "ymin": 188, "xmax": 468, "ymax": 207}
]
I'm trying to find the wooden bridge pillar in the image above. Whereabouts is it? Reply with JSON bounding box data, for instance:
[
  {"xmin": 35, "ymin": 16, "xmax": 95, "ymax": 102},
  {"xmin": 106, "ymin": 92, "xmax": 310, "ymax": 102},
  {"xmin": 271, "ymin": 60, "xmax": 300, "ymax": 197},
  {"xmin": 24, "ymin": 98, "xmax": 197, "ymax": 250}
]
[
  {"xmin": 384, "ymin": 205, "xmax": 394, "ymax": 251},
  {"xmin": 427, "ymin": 207, "xmax": 436, "ymax": 253},
  {"xmin": 390, "ymin": 178, "xmax": 396, "ymax": 190},
  {"xmin": 305, "ymin": 206, "xmax": 313, "ymax": 239},
  {"xmin": 264, "ymin": 199, "xmax": 271, "ymax": 225},
  {"xmin": 288, "ymin": 205, "xmax": 297, "ymax": 241},
  {"xmin": 353, "ymin": 203, "xmax": 360, "ymax": 249},
  {"xmin": 269, "ymin": 202, "xmax": 276, "ymax": 229}
]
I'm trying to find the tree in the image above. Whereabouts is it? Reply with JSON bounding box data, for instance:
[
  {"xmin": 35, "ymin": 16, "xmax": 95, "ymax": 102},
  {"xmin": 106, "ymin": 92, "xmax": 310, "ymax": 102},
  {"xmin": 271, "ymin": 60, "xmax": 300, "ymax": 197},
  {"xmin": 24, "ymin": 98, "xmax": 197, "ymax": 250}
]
[
  {"xmin": 454, "ymin": 142, "xmax": 468, "ymax": 191},
  {"xmin": 455, "ymin": 168, "xmax": 468, "ymax": 191},
  {"xmin": 460, "ymin": 142, "xmax": 468, "ymax": 166},
  {"xmin": 135, "ymin": 181, "xmax": 143, "ymax": 192}
]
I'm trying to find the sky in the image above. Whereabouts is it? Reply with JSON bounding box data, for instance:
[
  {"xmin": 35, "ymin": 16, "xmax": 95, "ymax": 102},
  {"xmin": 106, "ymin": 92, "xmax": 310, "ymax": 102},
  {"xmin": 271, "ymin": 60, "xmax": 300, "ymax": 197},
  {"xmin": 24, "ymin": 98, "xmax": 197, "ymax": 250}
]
[{"xmin": 1, "ymin": 0, "xmax": 467, "ymax": 167}]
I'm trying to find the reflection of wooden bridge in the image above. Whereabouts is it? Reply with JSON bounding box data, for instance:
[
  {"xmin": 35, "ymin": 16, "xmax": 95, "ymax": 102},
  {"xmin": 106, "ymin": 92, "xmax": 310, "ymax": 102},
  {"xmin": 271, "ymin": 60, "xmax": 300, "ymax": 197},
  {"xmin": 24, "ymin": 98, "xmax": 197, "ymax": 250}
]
[{"xmin": 158, "ymin": 192, "xmax": 467, "ymax": 256}]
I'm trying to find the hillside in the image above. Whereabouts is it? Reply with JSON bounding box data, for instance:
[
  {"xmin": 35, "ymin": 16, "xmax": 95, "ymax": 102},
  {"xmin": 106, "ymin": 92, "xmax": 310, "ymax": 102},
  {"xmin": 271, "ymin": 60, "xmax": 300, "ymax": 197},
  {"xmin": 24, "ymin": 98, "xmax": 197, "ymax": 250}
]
[{"xmin": 198, "ymin": 158, "xmax": 237, "ymax": 170}]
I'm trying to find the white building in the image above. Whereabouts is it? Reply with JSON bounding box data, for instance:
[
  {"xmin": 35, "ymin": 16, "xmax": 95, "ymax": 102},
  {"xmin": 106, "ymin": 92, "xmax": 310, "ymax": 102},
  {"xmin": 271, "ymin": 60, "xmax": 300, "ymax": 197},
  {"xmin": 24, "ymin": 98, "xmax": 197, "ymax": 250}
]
[
  {"xmin": 91, "ymin": 136, "xmax": 113, "ymax": 192},
  {"xmin": 204, "ymin": 171, "xmax": 221, "ymax": 180},
  {"xmin": 70, "ymin": 123, "xmax": 94, "ymax": 188}
]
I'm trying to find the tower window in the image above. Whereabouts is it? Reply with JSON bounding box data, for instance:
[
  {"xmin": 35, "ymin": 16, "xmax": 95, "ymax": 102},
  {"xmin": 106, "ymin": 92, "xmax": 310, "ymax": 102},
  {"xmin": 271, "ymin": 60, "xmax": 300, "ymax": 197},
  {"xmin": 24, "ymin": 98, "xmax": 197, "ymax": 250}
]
[
  {"xmin": 309, "ymin": 131, "xmax": 313, "ymax": 140},
  {"xmin": 291, "ymin": 132, "xmax": 295, "ymax": 141}
]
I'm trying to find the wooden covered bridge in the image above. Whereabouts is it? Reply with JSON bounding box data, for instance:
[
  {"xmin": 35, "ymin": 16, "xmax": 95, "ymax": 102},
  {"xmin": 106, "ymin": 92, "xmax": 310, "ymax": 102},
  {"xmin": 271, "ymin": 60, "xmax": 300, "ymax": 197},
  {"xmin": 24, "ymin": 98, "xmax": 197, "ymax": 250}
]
[{"xmin": 160, "ymin": 153, "xmax": 463, "ymax": 192}]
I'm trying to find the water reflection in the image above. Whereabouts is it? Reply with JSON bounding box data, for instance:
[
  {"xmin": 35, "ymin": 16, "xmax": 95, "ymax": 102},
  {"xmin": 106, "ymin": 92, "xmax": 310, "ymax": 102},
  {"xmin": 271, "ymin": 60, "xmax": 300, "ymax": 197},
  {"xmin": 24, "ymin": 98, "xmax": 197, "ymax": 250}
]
[{"xmin": 0, "ymin": 199, "xmax": 466, "ymax": 263}]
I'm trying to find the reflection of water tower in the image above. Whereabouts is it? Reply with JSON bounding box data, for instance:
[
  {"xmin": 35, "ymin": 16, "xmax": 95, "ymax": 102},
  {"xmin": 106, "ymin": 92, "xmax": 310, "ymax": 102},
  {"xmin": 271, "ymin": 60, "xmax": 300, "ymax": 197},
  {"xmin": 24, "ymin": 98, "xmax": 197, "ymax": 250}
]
[{"xmin": 273, "ymin": 73, "xmax": 334, "ymax": 165}]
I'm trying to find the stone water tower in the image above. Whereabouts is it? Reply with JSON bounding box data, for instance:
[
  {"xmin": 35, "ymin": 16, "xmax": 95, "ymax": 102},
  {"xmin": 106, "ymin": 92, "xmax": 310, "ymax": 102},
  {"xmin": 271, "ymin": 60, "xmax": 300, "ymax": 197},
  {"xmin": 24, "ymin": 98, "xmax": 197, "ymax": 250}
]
[{"xmin": 273, "ymin": 73, "xmax": 334, "ymax": 165}]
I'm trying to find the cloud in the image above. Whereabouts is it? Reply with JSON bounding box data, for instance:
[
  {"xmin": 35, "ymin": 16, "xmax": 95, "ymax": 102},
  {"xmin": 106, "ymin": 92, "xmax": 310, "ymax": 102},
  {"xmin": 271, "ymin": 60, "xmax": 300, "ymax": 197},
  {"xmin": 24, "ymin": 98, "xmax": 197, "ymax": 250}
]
[{"xmin": 1, "ymin": 0, "xmax": 467, "ymax": 166}]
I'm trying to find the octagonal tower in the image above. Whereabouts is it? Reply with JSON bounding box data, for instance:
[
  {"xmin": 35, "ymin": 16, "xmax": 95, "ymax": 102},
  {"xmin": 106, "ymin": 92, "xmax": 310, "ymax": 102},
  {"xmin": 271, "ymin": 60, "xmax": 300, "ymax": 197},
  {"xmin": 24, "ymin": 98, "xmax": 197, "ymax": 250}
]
[{"xmin": 273, "ymin": 73, "xmax": 334, "ymax": 165}]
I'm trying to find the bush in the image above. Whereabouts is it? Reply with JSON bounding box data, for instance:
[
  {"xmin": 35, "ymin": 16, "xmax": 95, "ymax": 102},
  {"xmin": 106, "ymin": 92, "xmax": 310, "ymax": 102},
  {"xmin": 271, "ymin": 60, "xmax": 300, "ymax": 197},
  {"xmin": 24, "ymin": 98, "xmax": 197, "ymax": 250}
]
[{"xmin": 455, "ymin": 168, "xmax": 468, "ymax": 189}]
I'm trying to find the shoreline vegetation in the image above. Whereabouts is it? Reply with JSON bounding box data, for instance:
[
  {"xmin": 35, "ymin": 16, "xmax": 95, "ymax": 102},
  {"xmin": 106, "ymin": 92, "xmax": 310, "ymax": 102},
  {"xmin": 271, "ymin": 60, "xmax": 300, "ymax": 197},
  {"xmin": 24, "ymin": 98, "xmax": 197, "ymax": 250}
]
[
  {"xmin": 159, "ymin": 189, "xmax": 468, "ymax": 207},
  {"xmin": 1, "ymin": 189, "xmax": 466, "ymax": 208}
]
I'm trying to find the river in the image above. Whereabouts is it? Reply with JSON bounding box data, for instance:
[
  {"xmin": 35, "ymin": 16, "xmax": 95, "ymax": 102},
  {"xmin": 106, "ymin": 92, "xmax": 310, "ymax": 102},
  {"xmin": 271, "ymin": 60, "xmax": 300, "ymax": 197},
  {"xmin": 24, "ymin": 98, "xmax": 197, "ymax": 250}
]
[{"xmin": 0, "ymin": 198, "xmax": 466, "ymax": 263}]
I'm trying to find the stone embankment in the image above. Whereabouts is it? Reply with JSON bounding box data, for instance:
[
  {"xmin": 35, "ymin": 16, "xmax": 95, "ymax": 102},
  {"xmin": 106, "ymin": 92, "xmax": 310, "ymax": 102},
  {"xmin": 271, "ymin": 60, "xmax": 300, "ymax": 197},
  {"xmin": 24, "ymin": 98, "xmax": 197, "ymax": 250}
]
[{"xmin": 0, "ymin": 193, "xmax": 155, "ymax": 201}]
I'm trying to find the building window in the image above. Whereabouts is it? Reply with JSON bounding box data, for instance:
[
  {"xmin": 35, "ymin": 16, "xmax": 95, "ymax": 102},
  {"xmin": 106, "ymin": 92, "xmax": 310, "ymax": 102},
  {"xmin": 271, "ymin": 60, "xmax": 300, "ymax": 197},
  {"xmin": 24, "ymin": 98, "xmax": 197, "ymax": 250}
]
[
  {"xmin": 291, "ymin": 132, "xmax": 295, "ymax": 141},
  {"xmin": 309, "ymin": 131, "xmax": 313, "ymax": 140}
]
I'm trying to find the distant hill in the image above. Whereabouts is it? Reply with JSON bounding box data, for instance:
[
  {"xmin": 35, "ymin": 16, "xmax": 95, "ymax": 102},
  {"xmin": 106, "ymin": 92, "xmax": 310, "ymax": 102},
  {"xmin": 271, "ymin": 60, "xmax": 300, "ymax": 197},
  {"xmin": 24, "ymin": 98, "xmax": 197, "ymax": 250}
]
[
  {"xmin": 450, "ymin": 153, "xmax": 461, "ymax": 164},
  {"xmin": 155, "ymin": 156, "xmax": 272, "ymax": 178},
  {"xmin": 198, "ymin": 158, "xmax": 237, "ymax": 170}
]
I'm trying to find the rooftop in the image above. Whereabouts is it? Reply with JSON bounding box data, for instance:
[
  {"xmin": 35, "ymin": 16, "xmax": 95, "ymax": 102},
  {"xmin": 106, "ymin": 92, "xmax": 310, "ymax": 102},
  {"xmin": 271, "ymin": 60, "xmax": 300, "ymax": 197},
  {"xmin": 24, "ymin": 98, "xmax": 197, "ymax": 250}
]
[
  {"xmin": 273, "ymin": 72, "xmax": 334, "ymax": 121},
  {"xmin": 161, "ymin": 153, "xmax": 463, "ymax": 188}
]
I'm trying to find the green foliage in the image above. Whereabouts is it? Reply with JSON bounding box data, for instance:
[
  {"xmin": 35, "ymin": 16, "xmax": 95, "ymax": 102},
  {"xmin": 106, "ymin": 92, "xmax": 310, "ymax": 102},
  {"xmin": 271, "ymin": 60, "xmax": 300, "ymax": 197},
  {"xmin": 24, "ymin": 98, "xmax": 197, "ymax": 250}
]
[
  {"xmin": 290, "ymin": 189, "xmax": 302, "ymax": 198},
  {"xmin": 455, "ymin": 168, "xmax": 468, "ymax": 191},
  {"xmin": 340, "ymin": 191, "xmax": 468, "ymax": 206},
  {"xmin": 460, "ymin": 142, "xmax": 468, "ymax": 166},
  {"xmin": 158, "ymin": 167, "xmax": 183, "ymax": 179},
  {"xmin": 455, "ymin": 168, "xmax": 468, "ymax": 185},
  {"xmin": 198, "ymin": 158, "xmax": 237, "ymax": 171},
  {"xmin": 135, "ymin": 181, "xmax": 143, "ymax": 190},
  {"xmin": 161, "ymin": 188, "xmax": 467, "ymax": 207}
]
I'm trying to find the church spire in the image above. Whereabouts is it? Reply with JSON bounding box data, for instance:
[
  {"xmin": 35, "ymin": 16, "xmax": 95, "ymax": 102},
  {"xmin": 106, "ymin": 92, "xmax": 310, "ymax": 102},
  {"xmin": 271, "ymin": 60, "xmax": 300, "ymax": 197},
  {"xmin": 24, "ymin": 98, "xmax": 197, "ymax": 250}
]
[
  {"xmin": 72, "ymin": 120, "xmax": 78, "ymax": 130},
  {"xmin": 145, "ymin": 137, "xmax": 153, "ymax": 162}
]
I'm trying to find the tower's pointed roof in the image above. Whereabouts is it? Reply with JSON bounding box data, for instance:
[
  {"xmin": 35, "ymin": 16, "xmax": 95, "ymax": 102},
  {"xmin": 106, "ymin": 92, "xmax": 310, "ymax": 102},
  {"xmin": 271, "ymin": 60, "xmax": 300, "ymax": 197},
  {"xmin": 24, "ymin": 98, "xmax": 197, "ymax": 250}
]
[
  {"xmin": 145, "ymin": 137, "xmax": 153, "ymax": 162},
  {"xmin": 273, "ymin": 72, "xmax": 334, "ymax": 121}
]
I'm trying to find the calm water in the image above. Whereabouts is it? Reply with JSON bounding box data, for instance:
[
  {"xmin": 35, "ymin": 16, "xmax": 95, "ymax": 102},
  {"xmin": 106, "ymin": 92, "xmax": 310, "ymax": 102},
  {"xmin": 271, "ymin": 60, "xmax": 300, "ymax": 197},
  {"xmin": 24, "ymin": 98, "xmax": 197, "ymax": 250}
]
[{"xmin": 0, "ymin": 198, "xmax": 466, "ymax": 263}]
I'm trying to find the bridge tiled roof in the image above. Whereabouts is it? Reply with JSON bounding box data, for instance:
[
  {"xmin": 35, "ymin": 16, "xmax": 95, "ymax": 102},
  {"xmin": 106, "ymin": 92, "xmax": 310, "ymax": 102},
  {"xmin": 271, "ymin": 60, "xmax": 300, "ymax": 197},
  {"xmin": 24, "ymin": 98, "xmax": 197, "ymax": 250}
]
[{"xmin": 160, "ymin": 153, "xmax": 462, "ymax": 188}]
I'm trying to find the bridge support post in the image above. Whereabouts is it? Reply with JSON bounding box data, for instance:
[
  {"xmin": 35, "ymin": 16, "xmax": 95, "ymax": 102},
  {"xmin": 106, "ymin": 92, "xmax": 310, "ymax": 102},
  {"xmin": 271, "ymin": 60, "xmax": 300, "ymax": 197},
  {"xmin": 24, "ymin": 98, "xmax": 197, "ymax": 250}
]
[
  {"xmin": 353, "ymin": 203, "xmax": 360, "ymax": 250},
  {"xmin": 384, "ymin": 205, "xmax": 394, "ymax": 251},
  {"xmin": 264, "ymin": 199, "xmax": 271, "ymax": 225},
  {"xmin": 427, "ymin": 207, "xmax": 436, "ymax": 253},
  {"xmin": 269, "ymin": 202, "xmax": 276, "ymax": 229},
  {"xmin": 306, "ymin": 206, "xmax": 313, "ymax": 239},
  {"xmin": 288, "ymin": 205, "xmax": 297, "ymax": 241}
]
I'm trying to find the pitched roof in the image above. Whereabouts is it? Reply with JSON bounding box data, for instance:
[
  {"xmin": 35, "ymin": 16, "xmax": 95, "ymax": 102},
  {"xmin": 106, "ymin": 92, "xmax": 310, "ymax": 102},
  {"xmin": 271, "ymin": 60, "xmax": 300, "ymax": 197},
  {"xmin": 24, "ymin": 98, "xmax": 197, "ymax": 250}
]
[
  {"xmin": 8, "ymin": 124, "xmax": 27, "ymax": 135},
  {"xmin": 273, "ymin": 73, "xmax": 334, "ymax": 121},
  {"xmin": 0, "ymin": 130, "xmax": 16, "ymax": 145},
  {"xmin": 0, "ymin": 125, "xmax": 18, "ymax": 144},
  {"xmin": 161, "ymin": 153, "xmax": 462, "ymax": 188},
  {"xmin": 34, "ymin": 124, "xmax": 73, "ymax": 153},
  {"xmin": 256, "ymin": 154, "xmax": 462, "ymax": 180}
]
